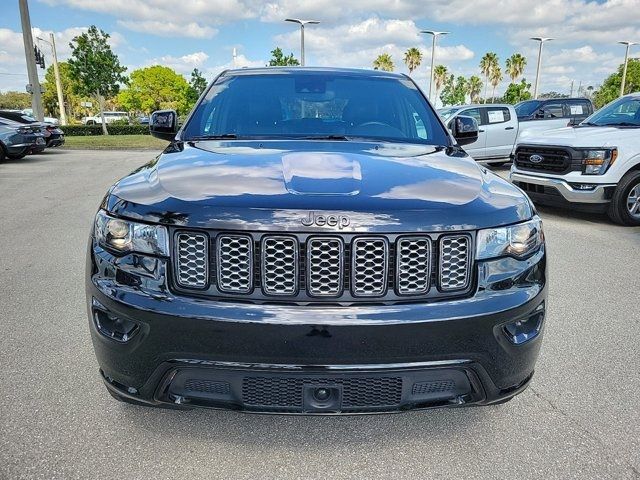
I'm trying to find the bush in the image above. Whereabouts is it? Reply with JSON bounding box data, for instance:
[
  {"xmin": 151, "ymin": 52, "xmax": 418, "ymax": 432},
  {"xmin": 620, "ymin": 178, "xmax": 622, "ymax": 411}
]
[{"xmin": 62, "ymin": 124, "xmax": 150, "ymax": 136}]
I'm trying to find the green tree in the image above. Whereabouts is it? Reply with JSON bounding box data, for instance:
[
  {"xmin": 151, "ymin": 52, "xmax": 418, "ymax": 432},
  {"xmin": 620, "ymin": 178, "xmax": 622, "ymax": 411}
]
[
  {"xmin": 433, "ymin": 65, "xmax": 448, "ymax": 103},
  {"xmin": 67, "ymin": 26, "xmax": 127, "ymax": 134},
  {"xmin": 489, "ymin": 65, "xmax": 503, "ymax": 103},
  {"xmin": 480, "ymin": 52, "xmax": 499, "ymax": 104},
  {"xmin": 440, "ymin": 75, "xmax": 468, "ymax": 106},
  {"xmin": 42, "ymin": 61, "xmax": 89, "ymax": 121},
  {"xmin": 594, "ymin": 58, "xmax": 640, "ymax": 107},
  {"xmin": 373, "ymin": 53, "xmax": 394, "ymax": 72},
  {"xmin": 117, "ymin": 66, "xmax": 191, "ymax": 115},
  {"xmin": 0, "ymin": 91, "xmax": 31, "ymax": 109},
  {"xmin": 186, "ymin": 68, "xmax": 208, "ymax": 107},
  {"xmin": 268, "ymin": 47, "xmax": 300, "ymax": 66},
  {"xmin": 403, "ymin": 47, "xmax": 422, "ymax": 75},
  {"xmin": 505, "ymin": 53, "xmax": 527, "ymax": 82},
  {"xmin": 502, "ymin": 78, "xmax": 532, "ymax": 104},
  {"xmin": 468, "ymin": 75, "xmax": 483, "ymax": 103}
]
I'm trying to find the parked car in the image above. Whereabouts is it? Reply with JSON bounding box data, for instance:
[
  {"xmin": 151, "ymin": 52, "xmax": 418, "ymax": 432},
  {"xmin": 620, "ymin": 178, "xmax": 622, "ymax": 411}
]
[
  {"xmin": 438, "ymin": 104, "xmax": 518, "ymax": 164},
  {"xmin": 0, "ymin": 119, "xmax": 46, "ymax": 161},
  {"xmin": 87, "ymin": 67, "xmax": 547, "ymax": 413},
  {"xmin": 511, "ymin": 92, "xmax": 640, "ymax": 225},
  {"xmin": 20, "ymin": 108, "xmax": 59, "ymax": 125},
  {"xmin": 137, "ymin": 115, "xmax": 150, "ymax": 125},
  {"xmin": 515, "ymin": 97, "xmax": 594, "ymax": 132},
  {"xmin": 0, "ymin": 110, "xmax": 65, "ymax": 148},
  {"xmin": 82, "ymin": 111, "xmax": 129, "ymax": 125}
]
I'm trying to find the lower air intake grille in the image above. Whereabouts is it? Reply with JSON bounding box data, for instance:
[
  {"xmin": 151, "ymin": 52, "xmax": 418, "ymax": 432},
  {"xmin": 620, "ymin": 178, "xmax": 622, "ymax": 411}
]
[
  {"xmin": 184, "ymin": 379, "xmax": 231, "ymax": 395},
  {"xmin": 439, "ymin": 235, "xmax": 471, "ymax": 291},
  {"xmin": 241, "ymin": 376, "xmax": 403, "ymax": 409},
  {"xmin": 412, "ymin": 380, "xmax": 455, "ymax": 395},
  {"xmin": 216, "ymin": 235, "xmax": 253, "ymax": 293},
  {"xmin": 175, "ymin": 232, "xmax": 208, "ymax": 288}
]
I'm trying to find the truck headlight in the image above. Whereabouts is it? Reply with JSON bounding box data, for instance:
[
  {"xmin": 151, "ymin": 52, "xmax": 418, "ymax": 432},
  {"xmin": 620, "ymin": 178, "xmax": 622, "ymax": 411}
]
[
  {"xmin": 94, "ymin": 210, "xmax": 169, "ymax": 256},
  {"xmin": 476, "ymin": 217, "xmax": 544, "ymax": 260},
  {"xmin": 581, "ymin": 149, "xmax": 617, "ymax": 175}
]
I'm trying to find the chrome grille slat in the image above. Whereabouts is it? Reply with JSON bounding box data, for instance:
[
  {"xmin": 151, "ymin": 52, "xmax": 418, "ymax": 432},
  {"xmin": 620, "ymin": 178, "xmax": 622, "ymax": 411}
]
[
  {"xmin": 216, "ymin": 235, "xmax": 253, "ymax": 293},
  {"xmin": 396, "ymin": 237, "xmax": 431, "ymax": 295},
  {"xmin": 352, "ymin": 237, "xmax": 388, "ymax": 297},
  {"xmin": 176, "ymin": 233, "xmax": 208, "ymax": 288},
  {"xmin": 307, "ymin": 237, "xmax": 343, "ymax": 297},
  {"xmin": 439, "ymin": 235, "xmax": 471, "ymax": 291},
  {"xmin": 262, "ymin": 236, "xmax": 298, "ymax": 295}
]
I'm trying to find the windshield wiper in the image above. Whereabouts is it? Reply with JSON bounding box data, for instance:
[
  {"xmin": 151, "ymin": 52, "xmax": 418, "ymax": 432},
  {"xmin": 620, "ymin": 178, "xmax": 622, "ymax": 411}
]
[
  {"xmin": 300, "ymin": 135, "xmax": 351, "ymax": 141},
  {"xmin": 188, "ymin": 133, "xmax": 239, "ymax": 140},
  {"xmin": 580, "ymin": 122, "xmax": 598, "ymax": 126},
  {"xmin": 600, "ymin": 122, "xmax": 640, "ymax": 127}
]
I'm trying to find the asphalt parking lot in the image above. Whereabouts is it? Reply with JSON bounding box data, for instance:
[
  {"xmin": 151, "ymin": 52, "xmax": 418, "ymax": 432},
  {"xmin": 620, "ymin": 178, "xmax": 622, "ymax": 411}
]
[{"xmin": 1, "ymin": 149, "xmax": 639, "ymax": 480}]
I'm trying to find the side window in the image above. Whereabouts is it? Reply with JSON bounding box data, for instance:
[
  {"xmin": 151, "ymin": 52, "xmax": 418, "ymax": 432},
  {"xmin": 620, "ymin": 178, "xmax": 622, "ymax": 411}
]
[
  {"xmin": 460, "ymin": 108, "xmax": 483, "ymax": 125},
  {"xmin": 542, "ymin": 103, "xmax": 564, "ymax": 118},
  {"xmin": 485, "ymin": 107, "xmax": 511, "ymax": 124}
]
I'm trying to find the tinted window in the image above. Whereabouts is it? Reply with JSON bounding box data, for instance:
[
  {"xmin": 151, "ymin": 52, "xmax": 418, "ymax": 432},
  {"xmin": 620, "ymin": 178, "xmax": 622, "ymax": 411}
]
[
  {"xmin": 566, "ymin": 100, "xmax": 591, "ymax": 117},
  {"xmin": 584, "ymin": 96, "xmax": 640, "ymax": 126},
  {"xmin": 460, "ymin": 108, "xmax": 482, "ymax": 125},
  {"xmin": 185, "ymin": 73, "xmax": 449, "ymax": 145},
  {"xmin": 542, "ymin": 103, "xmax": 564, "ymax": 118},
  {"xmin": 515, "ymin": 100, "xmax": 541, "ymax": 117},
  {"xmin": 485, "ymin": 107, "xmax": 511, "ymax": 124}
]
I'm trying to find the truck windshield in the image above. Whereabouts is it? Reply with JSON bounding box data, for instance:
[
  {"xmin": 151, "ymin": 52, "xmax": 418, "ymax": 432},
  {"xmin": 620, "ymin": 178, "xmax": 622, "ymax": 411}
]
[
  {"xmin": 183, "ymin": 71, "xmax": 449, "ymax": 146},
  {"xmin": 515, "ymin": 100, "xmax": 541, "ymax": 117},
  {"xmin": 437, "ymin": 108, "xmax": 460, "ymax": 121},
  {"xmin": 583, "ymin": 96, "xmax": 640, "ymax": 127}
]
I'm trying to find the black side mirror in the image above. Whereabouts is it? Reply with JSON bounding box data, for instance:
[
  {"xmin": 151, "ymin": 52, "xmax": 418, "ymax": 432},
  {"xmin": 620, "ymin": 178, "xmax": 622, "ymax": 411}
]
[
  {"xmin": 452, "ymin": 115, "xmax": 478, "ymax": 146},
  {"xmin": 150, "ymin": 109, "xmax": 178, "ymax": 141},
  {"xmin": 535, "ymin": 109, "xmax": 545, "ymax": 119}
]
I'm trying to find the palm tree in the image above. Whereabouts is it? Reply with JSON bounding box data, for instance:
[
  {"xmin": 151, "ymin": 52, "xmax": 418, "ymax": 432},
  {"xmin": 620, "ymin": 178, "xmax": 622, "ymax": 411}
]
[
  {"xmin": 480, "ymin": 52, "xmax": 499, "ymax": 103},
  {"xmin": 404, "ymin": 48, "xmax": 422, "ymax": 75},
  {"xmin": 373, "ymin": 53, "xmax": 394, "ymax": 72},
  {"xmin": 433, "ymin": 65, "xmax": 448, "ymax": 103},
  {"xmin": 489, "ymin": 65, "xmax": 503, "ymax": 103},
  {"xmin": 468, "ymin": 75, "xmax": 483, "ymax": 103},
  {"xmin": 505, "ymin": 53, "xmax": 527, "ymax": 83}
]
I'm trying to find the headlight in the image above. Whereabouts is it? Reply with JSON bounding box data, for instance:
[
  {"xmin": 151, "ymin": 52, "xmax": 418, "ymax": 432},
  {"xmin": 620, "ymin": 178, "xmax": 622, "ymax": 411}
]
[
  {"xmin": 476, "ymin": 217, "xmax": 544, "ymax": 260},
  {"xmin": 94, "ymin": 210, "xmax": 169, "ymax": 256},
  {"xmin": 581, "ymin": 148, "xmax": 617, "ymax": 175}
]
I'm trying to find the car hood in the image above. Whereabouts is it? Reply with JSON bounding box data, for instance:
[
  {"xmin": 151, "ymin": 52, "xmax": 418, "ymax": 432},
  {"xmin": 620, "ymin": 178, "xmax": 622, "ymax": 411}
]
[
  {"xmin": 105, "ymin": 140, "xmax": 533, "ymax": 232},
  {"xmin": 518, "ymin": 126, "xmax": 640, "ymax": 147}
]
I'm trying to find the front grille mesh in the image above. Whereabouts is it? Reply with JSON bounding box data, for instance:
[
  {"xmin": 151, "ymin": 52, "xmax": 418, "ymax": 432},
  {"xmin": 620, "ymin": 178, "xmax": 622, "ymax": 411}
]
[
  {"xmin": 307, "ymin": 238, "xmax": 343, "ymax": 297},
  {"xmin": 242, "ymin": 376, "xmax": 403, "ymax": 410},
  {"xmin": 352, "ymin": 238, "xmax": 388, "ymax": 296},
  {"xmin": 176, "ymin": 233, "xmax": 208, "ymax": 288},
  {"xmin": 175, "ymin": 232, "xmax": 472, "ymax": 300},
  {"xmin": 216, "ymin": 235, "xmax": 253, "ymax": 293},
  {"xmin": 440, "ymin": 235, "xmax": 471, "ymax": 290}
]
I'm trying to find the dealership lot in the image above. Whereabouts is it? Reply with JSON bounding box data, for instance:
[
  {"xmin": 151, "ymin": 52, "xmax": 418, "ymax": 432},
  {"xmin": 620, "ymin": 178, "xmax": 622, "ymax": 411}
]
[{"xmin": 0, "ymin": 150, "xmax": 639, "ymax": 479}]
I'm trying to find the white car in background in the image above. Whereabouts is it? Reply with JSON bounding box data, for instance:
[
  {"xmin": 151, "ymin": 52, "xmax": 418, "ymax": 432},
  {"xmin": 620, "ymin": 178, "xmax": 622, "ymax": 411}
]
[
  {"xmin": 511, "ymin": 93, "xmax": 640, "ymax": 225},
  {"xmin": 82, "ymin": 111, "xmax": 129, "ymax": 125}
]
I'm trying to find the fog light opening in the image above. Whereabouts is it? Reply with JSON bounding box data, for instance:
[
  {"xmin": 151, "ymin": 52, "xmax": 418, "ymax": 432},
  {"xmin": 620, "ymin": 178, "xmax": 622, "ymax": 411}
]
[
  {"xmin": 503, "ymin": 306, "xmax": 544, "ymax": 345},
  {"xmin": 92, "ymin": 299, "xmax": 139, "ymax": 343}
]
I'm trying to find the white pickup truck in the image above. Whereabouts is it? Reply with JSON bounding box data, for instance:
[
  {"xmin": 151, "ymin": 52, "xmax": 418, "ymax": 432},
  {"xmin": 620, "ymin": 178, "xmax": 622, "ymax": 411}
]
[
  {"xmin": 82, "ymin": 111, "xmax": 129, "ymax": 125},
  {"xmin": 510, "ymin": 93, "xmax": 640, "ymax": 226},
  {"xmin": 439, "ymin": 98, "xmax": 594, "ymax": 165}
]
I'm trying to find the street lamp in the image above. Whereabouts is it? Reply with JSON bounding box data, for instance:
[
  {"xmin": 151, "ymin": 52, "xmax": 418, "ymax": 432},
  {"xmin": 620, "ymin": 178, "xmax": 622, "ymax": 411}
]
[
  {"xmin": 618, "ymin": 41, "xmax": 637, "ymax": 97},
  {"xmin": 284, "ymin": 18, "xmax": 320, "ymax": 66},
  {"xmin": 420, "ymin": 30, "xmax": 449, "ymax": 103},
  {"xmin": 531, "ymin": 37, "xmax": 553, "ymax": 99}
]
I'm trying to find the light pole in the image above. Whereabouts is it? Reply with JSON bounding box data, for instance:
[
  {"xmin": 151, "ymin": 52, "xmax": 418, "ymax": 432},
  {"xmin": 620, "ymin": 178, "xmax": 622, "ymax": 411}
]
[
  {"xmin": 420, "ymin": 30, "xmax": 449, "ymax": 103},
  {"xmin": 531, "ymin": 37, "xmax": 553, "ymax": 99},
  {"xmin": 618, "ymin": 41, "xmax": 637, "ymax": 97},
  {"xmin": 18, "ymin": 0, "xmax": 44, "ymax": 121},
  {"xmin": 284, "ymin": 18, "xmax": 320, "ymax": 66},
  {"xmin": 37, "ymin": 34, "xmax": 67, "ymax": 125}
]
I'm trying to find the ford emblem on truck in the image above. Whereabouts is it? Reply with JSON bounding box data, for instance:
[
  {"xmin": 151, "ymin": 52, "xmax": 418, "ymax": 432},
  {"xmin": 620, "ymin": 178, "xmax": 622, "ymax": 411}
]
[{"xmin": 529, "ymin": 154, "xmax": 544, "ymax": 163}]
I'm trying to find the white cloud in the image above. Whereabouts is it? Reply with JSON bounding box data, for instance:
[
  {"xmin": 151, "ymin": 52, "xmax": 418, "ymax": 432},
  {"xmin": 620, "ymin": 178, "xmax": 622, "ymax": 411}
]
[
  {"xmin": 117, "ymin": 20, "xmax": 217, "ymax": 39},
  {"xmin": 145, "ymin": 51, "xmax": 210, "ymax": 74}
]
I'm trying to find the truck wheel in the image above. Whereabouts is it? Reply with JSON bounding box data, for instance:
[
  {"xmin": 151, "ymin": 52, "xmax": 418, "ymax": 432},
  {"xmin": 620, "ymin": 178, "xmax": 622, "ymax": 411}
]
[
  {"xmin": 87, "ymin": 120, "xmax": 95, "ymax": 125},
  {"xmin": 607, "ymin": 170, "xmax": 640, "ymax": 226}
]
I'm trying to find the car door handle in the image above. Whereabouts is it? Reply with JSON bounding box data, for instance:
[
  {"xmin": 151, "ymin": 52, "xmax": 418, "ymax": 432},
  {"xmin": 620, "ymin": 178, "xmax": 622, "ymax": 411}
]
[
  {"xmin": 505, "ymin": 127, "xmax": 515, "ymax": 130},
  {"xmin": 479, "ymin": 129, "xmax": 485, "ymax": 133}
]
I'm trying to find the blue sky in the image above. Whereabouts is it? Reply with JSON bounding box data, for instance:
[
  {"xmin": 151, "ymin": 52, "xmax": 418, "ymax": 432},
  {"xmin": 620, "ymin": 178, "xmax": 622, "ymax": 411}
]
[{"xmin": 2, "ymin": 0, "xmax": 639, "ymax": 101}]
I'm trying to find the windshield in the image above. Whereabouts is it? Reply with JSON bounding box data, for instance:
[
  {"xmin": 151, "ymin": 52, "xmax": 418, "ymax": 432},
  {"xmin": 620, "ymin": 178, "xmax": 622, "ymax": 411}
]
[
  {"xmin": 183, "ymin": 72, "xmax": 449, "ymax": 145},
  {"xmin": 437, "ymin": 108, "xmax": 460, "ymax": 121},
  {"xmin": 515, "ymin": 100, "xmax": 541, "ymax": 117},
  {"xmin": 583, "ymin": 96, "xmax": 640, "ymax": 127}
]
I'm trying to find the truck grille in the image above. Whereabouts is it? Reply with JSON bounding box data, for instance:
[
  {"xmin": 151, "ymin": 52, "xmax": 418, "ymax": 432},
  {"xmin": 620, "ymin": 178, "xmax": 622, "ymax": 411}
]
[
  {"xmin": 515, "ymin": 146, "xmax": 572, "ymax": 173},
  {"xmin": 173, "ymin": 231, "xmax": 473, "ymax": 303}
]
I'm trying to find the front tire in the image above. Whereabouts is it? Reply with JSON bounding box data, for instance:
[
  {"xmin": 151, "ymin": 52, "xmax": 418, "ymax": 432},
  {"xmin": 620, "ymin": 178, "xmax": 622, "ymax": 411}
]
[
  {"xmin": 7, "ymin": 152, "xmax": 26, "ymax": 160},
  {"xmin": 607, "ymin": 170, "xmax": 640, "ymax": 226}
]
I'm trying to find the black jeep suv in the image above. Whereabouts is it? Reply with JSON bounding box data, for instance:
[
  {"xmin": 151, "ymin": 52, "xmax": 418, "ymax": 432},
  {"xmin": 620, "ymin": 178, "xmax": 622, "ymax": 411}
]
[{"xmin": 87, "ymin": 68, "xmax": 547, "ymax": 414}]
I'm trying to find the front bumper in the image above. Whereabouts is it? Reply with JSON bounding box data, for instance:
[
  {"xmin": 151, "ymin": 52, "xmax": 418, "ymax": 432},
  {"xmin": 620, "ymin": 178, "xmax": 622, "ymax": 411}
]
[
  {"xmin": 87, "ymin": 239, "xmax": 547, "ymax": 413},
  {"xmin": 511, "ymin": 171, "xmax": 615, "ymax": 212}
]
